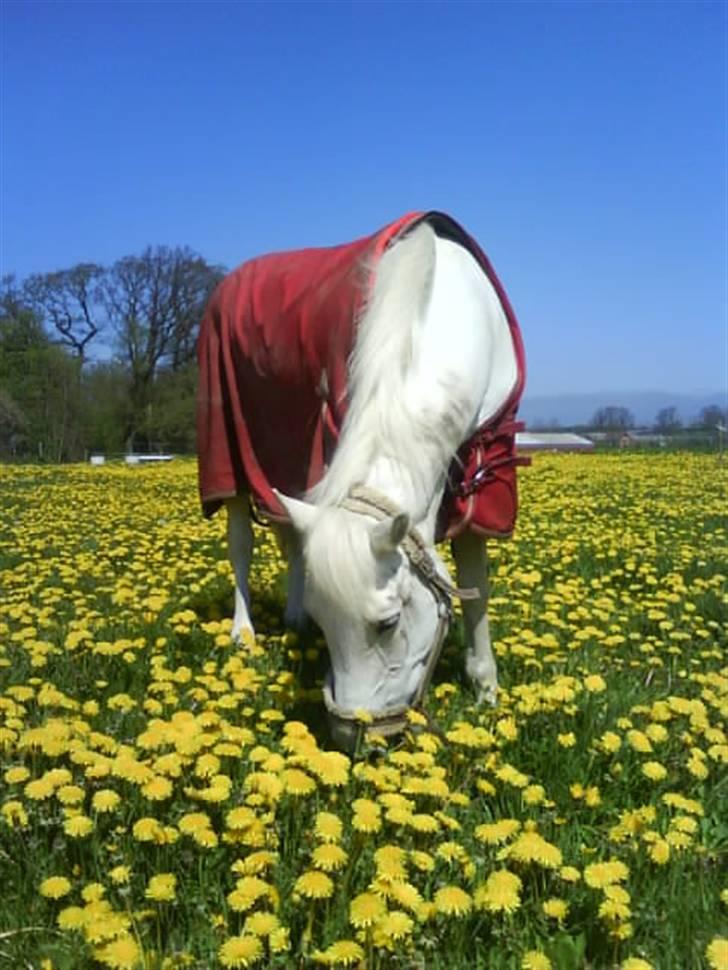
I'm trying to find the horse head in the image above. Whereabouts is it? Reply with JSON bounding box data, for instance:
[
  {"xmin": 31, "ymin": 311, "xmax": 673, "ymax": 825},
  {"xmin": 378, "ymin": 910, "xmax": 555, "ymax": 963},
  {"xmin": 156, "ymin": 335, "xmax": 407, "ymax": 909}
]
[{"xmin": 276, "ymin": 489, "xmax": 457, "ymax": 750}]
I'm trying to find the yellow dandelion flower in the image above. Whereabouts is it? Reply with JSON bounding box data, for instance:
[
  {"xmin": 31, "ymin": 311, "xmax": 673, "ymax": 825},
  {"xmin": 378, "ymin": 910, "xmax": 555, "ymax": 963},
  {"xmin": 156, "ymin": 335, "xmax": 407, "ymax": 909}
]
[
  {"xmin": 56, "ymin": 784, "xmax": 84, "ymax": 805},
  {"xmin": 647, "ymin": 840, "xmax": 670, "ymax": 865},
  {"xmin": 309, "ymin": 751, "xmax": 350, "ymax": 787},
  {"xmin": 661, "ymin": 792, "xmax": 703, "ymax": 815},
  {"xmin": 57, "ymin": 905, "xmax": 86, "ymax": 930},
  {"xmin": 543, "ymin": 897, "xmax": 569, "ymax": 921},
  {"xmin": 374, "ymin": 845, "xmax": 407, "ymax": 881},
  {"xmin": 604, "ymin": 885, "xmax": 631, "ymax": 904},
  {"xmin": 226, "ymin": 807, "xmax": 257, "ymax": 831},
  {"xmin": 63, "ymin": 814, "xmax": 93, "ymax": 838},
  {"xmin": 498, "ymin": 831, "xmax": 563, "ymax": 869},
  {"xmin": 132, "ymin": 817, "xmax": 163, "ymax": 842},
  {"xmin": 314, "ymin": 811, "xmax": 343, "ymax": 843},
  {"xmin": 641, "ymin": 761, "xmax": 667, "ymax": 782},
  {"xmin": 522, "ymin": 951, "xmax": 552, "ymax": 970},
  {"xmin": 557, "ymin": 732, "xmax": 576, "ymax": 748},
  {"xmin": 407, "ymin": 813, "xmax": 439, "ymax": 834},
  {"xmin": 374, "ymin": 909, "xmax": 414, "ymax": 942},
  {"xmin": 312, "ymin": 844, "xmax": 348, "ymax": 872},
  {"xmin": 227, "ymin": 877, "xmax": 271, "ymax": 912},
  {"xmin": 387, "ymin": 881, "xmax": 423, "ymax": 913},
  {"xmin": 495, "ymin": 763, "xmax": 530, "ymax": 788},
  {"xmin": 81, "ymin": 883, "xmax": 105, "ymax": 903},
  {"xmin": 231, "ymin": 851, "xmax": 278, "ymax": 875},
  {"xmin": 218, "ymin": 934, "xmax": 263, "ymax": 968},
  {"xmin": 559, "ymin": 866, "xmax": 581, "ymax": 883},
  {"xmin": 269, "ymin": 926, "xmax": 290, "ymax": 953},
  {"xmin": 109, "ymin": 866, "xmax": 131, "ymax": 885},
  {"xmin": 409, "ymin": 850, "xmax": 435, "ymax": 872},
  {"xmin": 294, "ymin": 870, "xmax": 334, "ymax": 900},
  {"xmin": 599, "ymin": 731, "xmax": 622, "ymax": 753},
  {"xmin": 4, "ymin": 766, "xmax": 30, "ymax": 784},
  {"xmin": 312, "ymin": 940, "xmax": 364, "ymax": 966},
  {"xmin": 92, "ymin": 789, "xmax": 121, "ymax": 813},
  {"xmin": 349, "ymin": 892, "xmax": 387, "ymax": 929},
  {"xmin": 282, "ymin": 768, "xmax": 317, "ymax": 796},
  {"xmin": 25, "ymin": 778, "xmax": 54, "ymax": 800},
  {"xmin": 474, "ymin": 869, "xmax": 523, "ymax": 913},
  {"xmin": 706, "ymin": 939, "xmax": 728, "ymax": 970},
  {"xmin": 40, "ymin": 876, "xmax": 72, "ymax": 899},
  {"xmin": 433, "ymin": 885, "xmax": 472, "ymax": 917},
  {"xmin": 95, "ymin": 933, "xmax": 142, "ymax": 969},
  {"xmin": 141, "ymin": 776, "xmax": 173, "ymax": 800},
  {"xmin": 620, "ymin": 959, "xmax": 653, "ymax": 970},
  {"xmin": 584, "ymin": 860, "xmax": 629, "ymax": 888},
  {"xmin": 243, "ymin": 911, "xmax": 279, "ymax": 937},
  {"xmin": 627, "ymin": 730, "xmax": 653, "ymax": 753},
  {"xmin": 2, "ymin": 801, "xmax": 28, "ymax": 828},
  {"xmin": 351, "ymin": 798, "xmax": 381, "ymax": 833},
  {"xmin": 599, "ymin": 897, "xmax": 631, "ymax": 922},
  {"xmin": 475, "ymin": 818, "xmax": 521, "ymax": 845},
  {"xmin": 145, "ymin": 873, "xmax": 176, "ymax": 902}
]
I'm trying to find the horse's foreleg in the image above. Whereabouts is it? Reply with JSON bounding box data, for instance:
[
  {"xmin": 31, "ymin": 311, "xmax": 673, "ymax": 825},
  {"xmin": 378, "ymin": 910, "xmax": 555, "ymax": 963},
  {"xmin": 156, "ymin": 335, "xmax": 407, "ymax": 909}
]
[
  {"xmin": 226, "ymin": 496, "xmax": 255, "ymax": 643},
  {"xmin": 275, "ymin": 525, "xmax": 306, "ymax": 630},
  {"xmin": 451, "ymin": 531, "xmax": 497, "ymax": 705}
]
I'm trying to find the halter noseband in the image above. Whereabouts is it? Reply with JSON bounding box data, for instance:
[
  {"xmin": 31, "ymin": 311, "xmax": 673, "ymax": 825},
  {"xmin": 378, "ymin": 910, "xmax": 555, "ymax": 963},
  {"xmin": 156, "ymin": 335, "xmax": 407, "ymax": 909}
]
[{"xmin": 322, "ymin": 486, "xmax": 477, "ymax": 741}]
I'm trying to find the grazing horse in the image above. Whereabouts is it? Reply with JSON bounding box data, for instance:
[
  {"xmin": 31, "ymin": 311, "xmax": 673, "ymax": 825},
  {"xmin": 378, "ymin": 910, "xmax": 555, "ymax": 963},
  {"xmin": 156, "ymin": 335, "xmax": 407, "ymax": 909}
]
[{"xmin": 197, "ymin": 212, "xmax": 526, "ymax": 749}]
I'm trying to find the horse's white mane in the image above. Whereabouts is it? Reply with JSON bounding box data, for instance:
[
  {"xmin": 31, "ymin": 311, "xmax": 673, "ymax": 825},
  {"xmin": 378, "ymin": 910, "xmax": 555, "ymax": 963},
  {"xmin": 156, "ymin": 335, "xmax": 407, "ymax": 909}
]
[{"xmin": 310, "ymin": 221, "xmax": 465, "ymax": 514}]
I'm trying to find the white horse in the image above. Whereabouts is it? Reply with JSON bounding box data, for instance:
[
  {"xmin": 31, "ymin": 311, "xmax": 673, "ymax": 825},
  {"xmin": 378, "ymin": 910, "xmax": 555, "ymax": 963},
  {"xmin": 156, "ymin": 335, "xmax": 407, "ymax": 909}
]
[{"xmin": 216, "ymin": 219, "xmax": 520, "ymax": 748}]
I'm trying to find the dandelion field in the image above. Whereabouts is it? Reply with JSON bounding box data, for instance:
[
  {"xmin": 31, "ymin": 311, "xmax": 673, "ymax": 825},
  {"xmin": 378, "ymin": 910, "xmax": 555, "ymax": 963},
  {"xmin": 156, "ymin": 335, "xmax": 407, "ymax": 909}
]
[{"xmin": 1, "ymin": 454, "xmax": 726, "ymax": 970}]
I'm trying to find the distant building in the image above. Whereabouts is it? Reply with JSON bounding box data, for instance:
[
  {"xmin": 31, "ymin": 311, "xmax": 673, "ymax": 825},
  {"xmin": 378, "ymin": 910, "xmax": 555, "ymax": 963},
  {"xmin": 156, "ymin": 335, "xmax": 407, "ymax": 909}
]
[
  {"xmin": 619, "ymin": 432, "xmax": 667, "ymax": 448},
  {"xmin": 516, "ymin": 432, "xmax": 594, "ymax": 452}
]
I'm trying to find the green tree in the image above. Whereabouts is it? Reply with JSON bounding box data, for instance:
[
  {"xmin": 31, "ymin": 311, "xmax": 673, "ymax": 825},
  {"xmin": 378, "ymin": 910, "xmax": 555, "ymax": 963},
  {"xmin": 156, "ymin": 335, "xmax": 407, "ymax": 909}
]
[{"xmin": 0, "ymin": 276, "xmax": 84, "ymax": 460}]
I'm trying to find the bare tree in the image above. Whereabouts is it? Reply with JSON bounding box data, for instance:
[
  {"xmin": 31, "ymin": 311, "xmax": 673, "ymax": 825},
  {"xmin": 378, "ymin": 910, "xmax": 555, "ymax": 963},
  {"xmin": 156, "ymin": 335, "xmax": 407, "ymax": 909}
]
[
  {"xmin": 98, "ymin": 246, "xmax": 223, "ymax": 449},
  {"xmin": 693, "ymin": 405, "xmax": 727, "ymax": 429},
  {"xmin": 654, "ymin": 406, "xmax": 682, "ymax": 432},
  {"xmin": 590, "ymin": 406, "xmax": 635, "ymax": 431},
  {"xmin": 24, "ymin": 263, "xmax": 104, "ymax": 364}
]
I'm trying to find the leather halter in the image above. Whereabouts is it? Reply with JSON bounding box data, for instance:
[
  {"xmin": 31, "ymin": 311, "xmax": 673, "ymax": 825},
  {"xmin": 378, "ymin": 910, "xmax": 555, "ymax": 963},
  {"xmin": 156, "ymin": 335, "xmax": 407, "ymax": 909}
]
[{"xmin": 322, "ymin": 486, "xmax": 477, "ymax": 740}]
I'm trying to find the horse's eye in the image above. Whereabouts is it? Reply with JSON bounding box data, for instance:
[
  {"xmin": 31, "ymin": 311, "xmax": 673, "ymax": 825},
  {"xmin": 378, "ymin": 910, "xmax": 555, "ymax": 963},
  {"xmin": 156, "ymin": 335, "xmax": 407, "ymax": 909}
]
[{"xmin": 376, "ymin": 614, "xmax": 400, "ymax": 635}]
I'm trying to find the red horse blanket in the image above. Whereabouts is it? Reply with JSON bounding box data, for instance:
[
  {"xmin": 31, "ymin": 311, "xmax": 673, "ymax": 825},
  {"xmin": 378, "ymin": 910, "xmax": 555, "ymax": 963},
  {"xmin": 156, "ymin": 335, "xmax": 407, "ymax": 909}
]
[{"xmin": 197, "ymin": 211, "xmax": 527, "ymax": 540}]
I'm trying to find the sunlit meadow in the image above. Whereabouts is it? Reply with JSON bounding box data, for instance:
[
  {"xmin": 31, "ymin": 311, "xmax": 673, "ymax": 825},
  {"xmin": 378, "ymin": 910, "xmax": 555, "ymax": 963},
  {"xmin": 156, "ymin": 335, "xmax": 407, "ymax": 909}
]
[{"xmin": 1, "ymin": 454, "xmax": 726, "ymax": 970}]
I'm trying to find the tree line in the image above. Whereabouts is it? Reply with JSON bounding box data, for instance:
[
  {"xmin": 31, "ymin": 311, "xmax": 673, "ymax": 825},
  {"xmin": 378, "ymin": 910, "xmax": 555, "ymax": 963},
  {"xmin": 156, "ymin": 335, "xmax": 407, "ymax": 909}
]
[
  {"xmin": 1, "ymin": 248, "xmax": 225, "ymax": 461},
  {"xmin": 588, "ymin": 405, "xmax": 726, "ymax": 434},
  {"xmin": 2, "ymin": 250, "xmax": 725, "ymax": 462}
]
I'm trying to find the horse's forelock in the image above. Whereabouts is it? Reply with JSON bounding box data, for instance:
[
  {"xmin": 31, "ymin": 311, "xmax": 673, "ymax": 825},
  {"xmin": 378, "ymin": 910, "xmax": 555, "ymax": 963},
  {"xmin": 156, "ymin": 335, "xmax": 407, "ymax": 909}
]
[{"xmin": 305, "ymin": 508, "xmax": 377, "ymax": 617}]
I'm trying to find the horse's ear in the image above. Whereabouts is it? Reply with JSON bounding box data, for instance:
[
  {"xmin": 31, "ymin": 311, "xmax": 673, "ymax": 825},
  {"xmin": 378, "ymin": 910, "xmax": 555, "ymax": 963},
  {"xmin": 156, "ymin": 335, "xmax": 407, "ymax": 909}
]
[
  {"xmin": 370, "ymin": 513, "xmax": 409, "ymax": 556},
  {"xmin": 274, "ymin": 490, "xmax": 318, "ymax": 534}
]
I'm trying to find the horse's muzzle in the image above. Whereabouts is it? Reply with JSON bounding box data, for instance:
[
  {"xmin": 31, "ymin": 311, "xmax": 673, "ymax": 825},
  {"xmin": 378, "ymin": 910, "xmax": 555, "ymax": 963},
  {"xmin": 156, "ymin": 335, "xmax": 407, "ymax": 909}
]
[{"xmin": 322, "ymin": 674, "xmax": 412, "ymax": 752}]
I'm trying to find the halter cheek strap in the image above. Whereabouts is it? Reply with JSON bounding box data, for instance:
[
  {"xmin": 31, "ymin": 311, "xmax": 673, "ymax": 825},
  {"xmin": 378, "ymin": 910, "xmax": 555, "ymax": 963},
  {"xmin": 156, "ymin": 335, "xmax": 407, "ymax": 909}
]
[
  {"xmin": 324, "ymin": 486, "xmax": 478, "ymax": 738},
  {"xmin": 341, "ymin": 486, "xmax": 479, "ymax": 603}
]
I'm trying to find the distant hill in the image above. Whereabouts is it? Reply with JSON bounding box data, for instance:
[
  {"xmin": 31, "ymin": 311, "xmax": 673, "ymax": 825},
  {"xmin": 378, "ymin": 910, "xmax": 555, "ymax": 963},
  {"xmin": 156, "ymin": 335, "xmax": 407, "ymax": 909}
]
[{"xmin": 519, "ymin": 391, "xmax": 726, "ymax": 429}]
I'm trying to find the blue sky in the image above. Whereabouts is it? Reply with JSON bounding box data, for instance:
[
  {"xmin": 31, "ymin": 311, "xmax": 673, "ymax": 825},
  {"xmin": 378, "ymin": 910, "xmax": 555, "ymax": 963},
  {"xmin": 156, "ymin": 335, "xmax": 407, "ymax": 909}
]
[{"xmin": 1, "ymin": 0, "xmax": 725, "ymax": 396}]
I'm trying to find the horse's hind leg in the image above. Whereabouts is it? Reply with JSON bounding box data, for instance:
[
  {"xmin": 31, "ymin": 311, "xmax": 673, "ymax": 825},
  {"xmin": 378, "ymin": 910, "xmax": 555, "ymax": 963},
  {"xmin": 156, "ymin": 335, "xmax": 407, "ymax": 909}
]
[
  {"xmin": 274, "ymin": 524, "xmax": 306, "ymax": 630},
  {"xmin": 451, "ymin": 531, "xmax": 498, "ymax": 705},
  {"xmin": 226, "ymin": 496, "xmax": 255, "ymax": 643}
]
